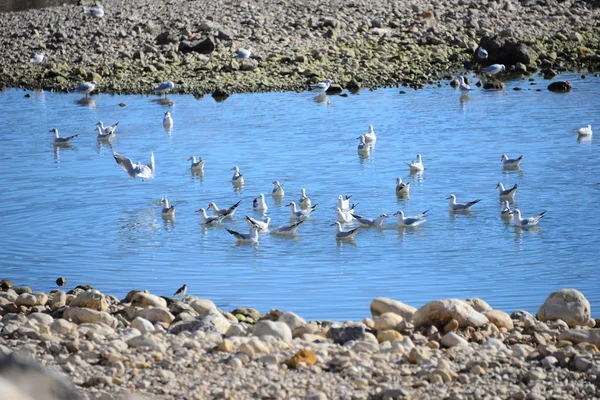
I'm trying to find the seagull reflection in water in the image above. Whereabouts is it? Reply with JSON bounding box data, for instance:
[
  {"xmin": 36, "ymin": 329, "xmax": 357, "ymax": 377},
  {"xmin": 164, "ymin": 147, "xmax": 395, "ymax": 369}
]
[
  {"xmin": 151, "ymin": 97, "xmax": 174, "ymax": 107},
  {"xmin": 75, "ymin": 97, "xmax": 96, "ymax": 109},
  {"xmin": 313, "ymin": 92, "xmax": 331, "ymax": 105}
]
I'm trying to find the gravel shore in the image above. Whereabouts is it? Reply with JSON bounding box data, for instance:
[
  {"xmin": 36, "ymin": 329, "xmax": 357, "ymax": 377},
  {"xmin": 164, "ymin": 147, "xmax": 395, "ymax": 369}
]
[
  {"xmin": 0, "ymin": 0, "xmax": 599, "ymax": 95},
  {"xmin": 0, "ymin": 282, "xmax": 599, "ymax": 399}
]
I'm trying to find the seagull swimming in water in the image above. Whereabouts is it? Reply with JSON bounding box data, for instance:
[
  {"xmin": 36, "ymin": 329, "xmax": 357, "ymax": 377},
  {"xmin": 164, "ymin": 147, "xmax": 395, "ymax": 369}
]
[
  {"xmin": 173, "ymin": 284, "xmax": 187, "ymax": 298},
  {"xmin": 501, "ymin": 154, "xmax": 523, "ymax": 169},
  {"xmin": 83, "ymin": 4, "xmax": 104, "ymax": 18},
  {"xmin": 299, "ymin": 188, "xmax": 312, "ymax": 210},
  {"xmin": 351, "ymin": 213, "xmax": 389, "ymax": 228},
  {"xmin": 151, "ymin": 81, "xmax": 175, "ymax": 96},
  {"xmin": 577, "ymin": 124, "xmax": 592, "ymax": 136},
  {"xmin": 336, "ymin": 206, "xmax": 356, "ymax": 223},
  {"xmin": 188, "ymin": 156, "xmax": 204, "ymax": 172},
  {"xmin": 364, "ymin": 125, "xmax": 377, "ymax": 144},
  {"xmin": 113, "ymin": 151, "xmax": 155, "ymax": 180},
  {"xmin": 476, "ymin": 47, "xmax": 489, "ymax": 59},
  {"xmin": 406, "ymin": 154, "xmax": 424, "ymax": 171},
  {"xmin": 231, "ymin": 166, "xmax": 244, "ymax": 185},
  {"xmin": 95, "ymin": 126, "xmax": 114, "ymax": 141},
  {"xmin": 75, "ymin": 81, "xmax": 96, "ymax": 97},
  {"xmin": 287, "ymin": 201, "xmax": 317, "ymax": 220},
  {"xmin": 447, "ymin": 194, "xmax": 481, "ymax": 212},
  {"xmin": 336, "ymin": 195, "xmax": 352, "ymax": 211},
  {"xmin": 396, "ymin": 178, "xmax": 410, "ymax": 196},
  {"xmin": 235, "ymin": 46, "xmax": 252, "ymax": 59},
  {"xmin": 496, "ymin": 183, "xmax": 518, "ymax": 200},
  {"xmin": 458, "ymin": 76, "xmax": 471, "ymax": 93},
  {"xmin": 482, "ymin": 64, "xmax": 505, "ymax": 75},
  {"xmin": 207, "ymin": 200, "xmax": 242, "ymax": 218},
  {"xmin": 30, "ymin": 53, "xmax": 44, "ymax": 64},
  {"xmin": 393, "ymin": 210, "xmax": 428, "ymax": 227},
  {"xmin": 226, "ymin": 225, "xmax": 259, "ymax": 244},
  {"xmin": 513, "ymin": 209, "xmax": 546, "ymax": 228},
  {"xmin": 501, "ymin": 201, "xmax": 513, "ymax": 219},
  {"xmin": 160, "ymin": 197, "xmax": 175, "ymax": 219},
  {"xmin": 270, "ymin": 220, "xmax": 305, "ymax": 236},
  {"xmin": 357, "ymin": 135, "xmax": 370, "ymax": 153},
  {"xmin": 312, "ymin": 79, "xmax": 332, "ymax": 92},
  {"xmin": 163, "ymin": 112, "xmax": 173, "ymax": 130},
  {"xmin": 97, "ymin": 121, "xmax": 119, "ymax": 135},
  {"xmin": 195, "ymin": 208, "xmax": 225, "ymax": 225},
  {"xmin": 272, "ymin": 181, "xmax": 285, "ymax": 197},
  {"xmin": 253, "ymin": 193, "xmax": 268, "ymax": 211},
  {"xmin": 245, "ymin": 215, "xmax": 271, "ymax": 232},
  {"xmin": 331, "ymin": 221, "xmax": 360, "ymax": 240},
  {"xmin": 50, "ymin": 128, "xmax": 78, "ymax": 145}
]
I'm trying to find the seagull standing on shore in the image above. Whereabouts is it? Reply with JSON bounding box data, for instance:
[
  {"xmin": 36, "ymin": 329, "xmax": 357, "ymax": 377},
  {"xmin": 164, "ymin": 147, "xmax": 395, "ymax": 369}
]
[
  {"xmin": 207, "ymin": 200, "xmax": 242, "ymax": 218},
  {"xmin": 270, "ymin": 220, "xmax": 305, "ymax": 236},
  {"xmin": 83, "ymin": 5, "xmax": 104, "ymax": 18},
  {"xmin": 151, "ymin": 81, "xmax": 175, "ymax": 97},
  {"xmin": 299, "ymin": 188, "xmax": 312, "ymax": 210},
  {"xmin": 163, "ymin": 112, "xmax": 173, "ymax": 130},
  {"xmin": 113, "ymin": 151, "xmax": 155, "ymax": 180},
  {"xmin": 246, "ymin": 215, "xmax": 271, "ymax": 232},
  {"xmin": 482, "ymin": 64, "xmax": 505, "ymax": 75},
  {"xmin": 195, "ymin": 208, "xmax": 225, "ymax": 225},
  {"xmin": 351, "ymin": 213, "xmax": 389, "ymax": 228},
  {"xmin": 496, "ymin": 183, "xmax": 518, "ymax": 200},
  {"xmin": 160, "ymin": 197, "xmax": 175, "ymax": 219},
  {"xmin": 406, "ymin": 154, "xmax": 424, "ymax": 172},
  {"xmin": 393, "ymin": 210, "xmax": 428, "ymax": 227},
  {"xmin": 476, "ymin": 47, "xmax": 489, "ymax": 59},
  {"xmin": 447, "ymin": 194, "xmax": 481, "ymax": 212},
  {"xmin": 253, "ymin": 194, "xmax": 268, "ymax": 211},
  {"xmin": 75, "ymin": 81, "xmax": 96, "ymax": 97},
  {"xmin": 312, "ymin": 79, "xmax": 332, "ymax": 92},
  {"xmin": 30, "ymin": 53, "xmax": 44, "ymax": 64},
  {"xmin": 272, "ymin": 181, "xmax": 285, "ymax": 197},
  {"xmin": 514, "ymin": 209, "xmax": 546, "ymax": 228},
  {"xmin": 50, "ymin": 128, "xmax": 78, "ymax": 145},
  {"xmin": 364, "ymin": 125, "xmax": 377, "ymax": 144},
  {"xmin": 235, "ymin": 46, "xmax": 252, "ymax": 59},
  {"xmin": 331, "ymin": 222, "xmax": 360, "ymax": 240},
  {"xmin": 173, "ymin": 284, "xmax": 187, "ymax": 298},
  {"xmin": 188, "ymin": 156, "xmax": 204, "ymax": 172},
  {"xmin": 577, "ymin": 124, "xmax": 593, "ymax": 136},
  {"xmin": 287, "ymin": 201, "xmax": 317, "ymax": 220},
  {"xmin": 501, "ymin": 154, "xmax": 523, "ymax": 169},
  {"xmin": 396, "ymin": 178, "xmax": 410, "ymax": 196}
]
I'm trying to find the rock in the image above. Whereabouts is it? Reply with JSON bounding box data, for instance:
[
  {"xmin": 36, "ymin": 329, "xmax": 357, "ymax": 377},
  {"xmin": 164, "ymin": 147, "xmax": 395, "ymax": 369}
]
[
  {"xmin": 408, "ymin": 347, "xmax": 433, "ymax": 363},
  {"xmin": 49, "ymin": 291, "xmax": 66, "ymax": 311},
  {"xmin": 130, "ymin": 292, "xmax": 167, "ymax": 309},
  {"xmin": 547, "ymin": 81, "xmax": 572, "ymax": 93},
  {"xmin": 479, "ymin": 36, "xmax": 538, "ymax": 65},
  {"xmin": 377, "ymin": 330, "xmax": 404, "ymax": 343},
  {"xmin": 0, "ymin": 280, "xmax": 13, "ymax": 290},
  {"xmin": 463, "ymin": 298, "xmax": 492, "ymax": 313},
  {"xmin": 70, "ymin": 290, "xmax": 108, "ymax": 311},
  {"xmin": 62, "ymin": 307, "xmax": 117, "ymax": 328},
  {"xmin": 27, "ymin": 313, "xmax": 53, "ymax": 326},
  {"xmin": 443, "ymin": 319, "xmax": 459, "ymax": 333},
  {"xmin": 373, "ymin": 312, "xmax": 403, "ymax": 331},
  {"xmin": 240, "ymin": 59, "xmax": 259, "ymax": 71},
  {"xmin": 325, "ymin": 84, "xmax": 343, "ymax": 95},
  {"xmin": 178, "ymin": 37, "xmax": 216, "ymax": 54},
  {"xmin": 50, "ymin": 319, "xmax": 75, "ymax": 334},
  {"xmin": 13, "ymin": 287, "xmax": 32, "ymax": 295},
  {"xmin": 135, "ymin": 307, "xmax": 175, "ymax": 325},
  {"xmin": 15, "ymin": 293, "xmax": 36, "ymax": 307},
  {"xmin": 538, "ymin": 289, "xmax": 592, "ymax": 327},
  {"xmin": 131, "ymin": 317, "xmax": 155, "ymax": 333},
  {"xmin": 559, "ymin": 328, "xmax": 600, "ymax": 347},
  {"xmin": 574, "ymin": 355, "xmax": 592, "ymax": 371},
  {"xmin": 253, "ymin": 320, "xmax": 292, "ymax": 342},
  {"xmin": 413, "ymin": 299, "xmax": 488, "ymax": 328},
  {"xmin": 169, "ymin": 309, "xmax": 231, "ymax": 335},
  {"xmin": 483, "ymin": 310, "xmax": 514, "ymax": 330},
  {"xmin": 216, "ymin": 339, "xmax": 234, "ymax": 352},
  {"xmin": 231, "ymin": 307, "xmax": 260, "ymax": 321},
  {"xmin": 187, "ymin": 298, "xmax": 217, "ymax": 314},
  {"xmin": 155, "ymin": 31, "xmax": 177, "ymax": 45},
  {"xmin": 285, "ymin": 349, "xmax": 317, "ymax": 368},
  {"xmin": 326, "ymin": 325, "xmax": 366, "ymax": 344},
  {"xmin": 441, "ymin": 332, "xmax": 469, "ymax": 347},
  {"xmin": 278, "ymin": 312, "xmax": 306, "ymax": 331},
  {"xmin": 226, "ymin": 323, "xmax": 250, "ymax": 338},
  {"xmin": 483, "ymin": 81, "xmax": 506, "ymax": 90}
]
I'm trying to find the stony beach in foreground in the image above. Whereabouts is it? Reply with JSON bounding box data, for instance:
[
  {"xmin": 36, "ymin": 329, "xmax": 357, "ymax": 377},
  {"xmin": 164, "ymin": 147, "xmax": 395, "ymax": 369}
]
[
  {"xmin": 0, "ymin": 0, "xmax": 599, "ymax": 94},
  {"xmin": 0, "ymin": 281, "xmax": 599, "ymax": 399}
]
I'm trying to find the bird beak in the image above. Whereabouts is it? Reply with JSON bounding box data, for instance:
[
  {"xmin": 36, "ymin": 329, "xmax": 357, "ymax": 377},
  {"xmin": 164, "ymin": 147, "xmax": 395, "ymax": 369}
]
[
  {"xmin": 285, "ymin": 204, "xmax": 290, "ymax": 207},
  {"xmin": 445, "ymin": 196, "xmax": 451, "ymax": 200},
  {"xmin": 393, "ymin": 212, "xmax": 399, "ymax": 216},
  {"xmin": 330, "ymin": 223, "xmax": 337, "ymax": 226}
]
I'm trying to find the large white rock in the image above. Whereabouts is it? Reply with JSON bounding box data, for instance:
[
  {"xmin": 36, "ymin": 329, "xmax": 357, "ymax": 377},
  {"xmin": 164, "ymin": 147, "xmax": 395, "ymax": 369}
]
[
  {"xmin": 62, "ymin": 307, "xmax": 117, "ymax": 328},
  {"xmin": 559, "ymin": 328, "xmax": 600, "ymax": 347},
  {"xmin": 537, "ymin": 289, "xmax": 594, "ymax": 327},
  {"xmin": 186, "ymin": 298, "xmax": 217, "ymax": 314},
  {"xmin": 15, "ymin": 293, "xmax": 36, "ymax": 307},
  {"xmin": 27, "ymin": 313, "xmax": 53, "ymax": 326},
  {"xmin": 483, "ymin": 310, "xmax": 514, "ymax": 330},
  {"xmin": 278, "ymin": 312, "xmax": 306, "ymax": 331},
  {"xmin": 49, "ymin": 291, "xmax": 66, "ymax": 311},
  {"xmin": 463, "ymin": 298, "xmax": 493, "ymax": 313},
  {"xmin": 370, "ymin": 298, "xmax": 417, "ymax": 321},
  {"xmin": 372, "ymin": 312, "xmax": 404, "ymax": 331},
  {"xmin": 135, "ymin": 307, "xmax": 175, "ymax": 325},
  {"xmin": 413, "ymin": 299, "xmax": 489, "ymax": 328},
  {"xmin": 441, "ymin": 332, "xmax": 469, "ymax": 347},
  {"xmin": 130, "ymin": 292, "xmax": 167, "ymax": 309},
  {"xmin": 131, "ymin": 317, "xmax": 155, "ymax": 333},
  {"xmin": 69, "ymin": 290, "xmax": 108, "ymax": 311},
  {"xmin": 253, "ymin": 320, "xmax": 292, "ymax": 342}
]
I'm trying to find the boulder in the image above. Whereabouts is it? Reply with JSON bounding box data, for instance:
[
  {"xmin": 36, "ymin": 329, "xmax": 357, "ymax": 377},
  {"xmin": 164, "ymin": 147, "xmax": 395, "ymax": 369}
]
[
  {"xmin": 326, "ymin": 324, "xmax": 366, "ymax": 344},
  {"xmin": 278, "ymin": 312, "xmax": 306, "ymax": 331},
  {"xmin": 483, "ymin": 81, "xmax": 506, "ymax": 90},
  {"xmin": 169, "ymin": 309, "xmax": 231, "ymax": 335},
  {"xmin": 62, "ymin": 307, "xmax": 117, "ymax": 328},
  {"xmin": 441, "ymin": 332, "xmax": 469, "ymax": 347},
  {"xmin": 373, "ymin": 312, "xmax": 403, "ymax": 331},
  {"xmin": 231, "ymin": 307, "xmax": 261, "ymax": 322},
  {"xmin": 178, "ymin": 37, "xmax": 216, "ymax": 54},
  {"xmin": 537, "ymin": 289, "xmax": 592, "ymax": 327},
  {"xmin": 547, "ymin": 81, "xmax": 572, "ymax": 93},
  {"xmin": 14, "ymin": 294, "xmax": 36, "ymax": 307},
  {"xmin": 377, "ymin": 330, "xmax": 404, "ymax": 343},
  {"xmin": 50, "ymin": 319, "xmax": 76, "ymax": 334},
  {"xmin": 27, "ymin": 313, "xmax": 53, "ymax": 326},
  {"xmin": 186, "ymin": 298, "xmax": 217, "ymax": 314},
  {"xmin": 370, "ymin": 298, "xmax": 417, "ymax": 320},
  {"xmin": 479, "ymin": 36, "xmax": 538, "ymax": 66},
  {"xmin": 130, "ymin": 292, "xmax": 167, "ymax": 309},
  {"xmin": 463, "ymin": 298, "xmax": 492, "ymax": 313},
  {"xmin": 49, "ymin": 291, "xmax": 66, "ymax": 311},
  {"xmin": 559, "ymin": 329, "xmax": 600, "ymax": 347},
  {"xmin": 135, "ymin": 307, "xmax": 175, "ymax": 325},
  {"xmin": 483, "ymin": 310, "xmax": 514, "ymax": 330},
  {"xmin": 69, "ymin": 290, "xmax": 108, "ymax": 311},
  {"xmin": 413, "ymin": 299, "xmax": 488, "ymax": 328},
  {"xmin": 286, "ymin": 349, "xmax": 317, "ymax": 368},
  {"xmin": 253, "ymin": 320, "xmax": 292, "ymax": 342},
  {"xmin": 131, "ymin": 317, "xmax": 155, "ymax": 333}
]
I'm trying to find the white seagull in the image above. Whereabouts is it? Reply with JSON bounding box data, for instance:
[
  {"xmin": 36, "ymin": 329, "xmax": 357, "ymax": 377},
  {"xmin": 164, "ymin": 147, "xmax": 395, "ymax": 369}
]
[
  {"xmin": 476, "ymin": 47, "xmax": 489, "ymax": 59},
  {"xmin": 482, "ymin": 64, "xmax": 505, "ymax": 75},
  {"xmin": 396, "ymin": 178, "xmax": 410, "ymax": 196},
  {"xmin": 113, "ymin": 151, "xmax": 155, "ymax": 180},
  {"xmin": 406, "ymin": 154, "xmax": 424, "ymax": 171},
  {"xmin": 335, "ymin": 207, "xmax": 355, "ymax": 223},
  {"xmin": 75, "ymin": 81, "xmax": 96, "ymax": 97},
  {"xmin": 312, "ymin": 79, "xmax": 332, "ymax": 92},
  {"xmin": 97, "ymin": 121, "xmax": 119, "ymax": 135},
  {"xmin": 235, "ymin": 46, "xmax": 252, "ymax": 59},
  {"xmin": 496, "ymin": 183, "xmax": 518, "ymax": 200},
  {"xmin": 458, "ymin": 76, "xmax": 471, "ymax": 93},
  {"xmin": 351, "ymin": 213, "xmax": 389, "ymax": 228},
  {"xmin": 83, "ymin": 5, "xmax": 104, "ymax": 18},
  {"xmin": 207, "ymin": 200, "xmax": 242, "ymax": 218},
  {"xmin": 357, "ymin": 135, "xmax": 370, "ymax": 153},
  {"xmin": 501, "ymin": 154, "xmax": 523, "ymax": 169},
  {"xmin": 501, "ymin": 201, "xmax": 513, "ymax": 219},
  {"xmin": 364, "ymin": 125, "xmax": 377, "ymax": 144},
  {"xmin": 163, "ymin": 112, "xmax": 173, "ymax": 130},
  {"xmin": 253, "ymin": 194, "xmax": 268, "ymax": 211},
  {"xmin": 331, "ymin": 221, "xmax": 360, "ymax": 240},
  {"xmin": 393, "ymin": 210, "xmax": 428, "ymax": 227},
  {"xmin": 336, "ymin": 195, "xmax": 352, "ymax": 211},
  {"xmin": 151, "ymin": 81, "xmax": 175, "ymax": 96},
  {"xmin": 30, "ymin": 53, "xmax": 44, "ymax": 64},
  {"xmin": 447, "ymin": 194, "xmax": 481, "ymax": 212},
  {"xmin": 287, "ymin": 201, "xmax": 317, "ymax": 220},
  {"xmin": 49, "ymin": 128, "xmax": 78, "ymax": 145},
  {"xmin": 513, "ymin": 209, "xmax": 546, "ymax": 228},
  {"xmin": 272, "ymin": 181, "xmax": 285, "ymax": 197},
  {"xmin": 188, "ymin": 156, "xmax": 204, "ymax": 172},
  {"xmin": 299, "ymin": 188, "xmax": 312, "ymax": 210},
  {"xmin": 246, "ymin": 215, "xmax": 271, "ymax": 232},
  {"xmin": 95, "ymin": 126, "xmax": 114, "ymax": 141},
  {"xmin": 577, "ymin": 124, "xmax": 593, "ymax": 136},
  {"xmin": 195, "ymin": 208, "xmax": 225, "ymax": 225},
  {"xmin": 231, "ymin": 166, "xmax": 244, "ymax": 185},
  {"xmin": 270, "ymin": 220, "xmax": 305, "ymax": 236},
  {"xmin": 160, "ymin": 197, "xmax": 175, "ymax": 219},
  {"xmin": 226, "ymin": 225, "xmax": 259, "ymax": 244}
]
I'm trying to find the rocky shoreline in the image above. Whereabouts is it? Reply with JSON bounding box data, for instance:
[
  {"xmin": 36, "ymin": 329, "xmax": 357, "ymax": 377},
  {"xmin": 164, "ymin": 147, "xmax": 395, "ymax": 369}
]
[
  {"xmin": 0, "ymin": 0, "xmax": 599, "ymax": 95},
  {"xmin": 0, "ymin": 280, "xmax": 599, "ymax": 399}
]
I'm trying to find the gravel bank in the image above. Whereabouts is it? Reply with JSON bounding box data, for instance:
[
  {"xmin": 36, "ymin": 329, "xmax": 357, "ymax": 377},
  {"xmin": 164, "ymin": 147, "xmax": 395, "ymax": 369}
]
[
  {"xmin": 0, "ymin": 0, "xmax": 599, "ymax": 95},
  {"xmin": 0, "ymin": 282, "xmax": 599, "ymax": 399}
]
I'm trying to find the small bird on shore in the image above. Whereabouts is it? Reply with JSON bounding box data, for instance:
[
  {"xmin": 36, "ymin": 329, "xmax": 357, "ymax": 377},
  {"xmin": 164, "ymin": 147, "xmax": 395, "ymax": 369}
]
[
  {"xmin": 514, "ymin": 209, "xmax": 546, "ymax": 228},
  {"xmin": 30, "ymin": 53, "xmax": 44, "ymax": 64},
  {"xmin": 331, "ymin": 221, "xmax": 360, "ymax": 240},
  {"xmin": 287, "ymin": 201, "xmax": 317, "ymax": 220},
  {"xmin": 173, "ymin": 284, "xmax": 187, "ymax": 298},
  {"xmin": 312, "ymin": 79, "xmax": 332, "ymax": 92},
  {"xmin": 231, "ymin": 166, "xmax": 244, "ymax": 185},
  {"xmin": 75, "ymin": 81, "xmax": 96, "ymax": 97},
  {"xmin": 245, "ymin": 215, "xmax": 271, "ymax": 232},
  {"xmin": 396, "ymin": 178, "xmax": 410, "ymax": 197},
  {"xmin": 188, "ymin": 156, "xmax": 204, "ymax": 172},
  {"xmin": 447, "ymin": 194, "xmax": 481, "ymax": 212},
  {"xmin": 406, "ymin": 154, "xmax": 424, "ymax": 172},
  {"xmin": 482, "ymin": 64, "xmax": 505, "ymax": 75},
  {"xmin": 299, "ymin": 188, "xmax": 312, "ymax": 210},
  {"xmin": 394, "ymin": 210, "xmax": 428, "ymax": 227},
  {"xmin": 83, "ymin": 4, "xmax": 104, "ymax": 18},
  {"xmin": 476, "ymin": 47, "xmax": 489, "ymax": 59},
  {"xmin": 226, "ymin": 225, "xmax": 259, "ymax": 244},
  {"xmin": 235, "ymin": 46, "xmax": 252, "ymax": 59},
  {"xmin": 97, "ymin": 121, "xmax": 119, "ymax": 135},
  {"xmin": 163, "ymin": 112, "xmax": 173, "ymax": 130},
  {"xmin": 496, "ymin": 183, "xmax": 518, "ymax": 200},
  {"xmin": 458, "ymin": 76, "xmax": 471, "ymax": 93},
  {"xmin": 577, "ymin": 124, "xmax": 593, "ymax": 136},
  {"xmin": 270, "ymin": 220, "xmax": 305, "ymax": 236},
  {"xmin": 195, "ymin": 208, "xmax": 225, "ymax": 225},
  {"xmin": 351, "ymin": 213, "xmax": 389, "ymax": 228},
  {"xmin": 207, "ymin": 200, "xmax": 242, "ymax": 218},
  {"xmin": 501, "ymin": 154, "xmax": 523, "ymax": 169},
  {"xmin": 253, "ymin": 193, "xmax": 268, "ymax": 211},
  {"xmin": 50, "ymin": 128, "xmax": 78, "ymax": 145},
  {"xmin": 113, "ymin": 151, "xmax": 155, "ymax": 180},
  {"xmin": 160, "ymin": 197, "xmax": 175, "ymax": 219},
  {"xmin": 364, "ymin": 125, "xmax": 377, "ymax": 144},
  {"xmin": 272, "ymin": 181, "xmax": 285, "ymax": 197},
  {"xmin": 151, "ymin": 81, "xmax": 175, "ymax": 97}
]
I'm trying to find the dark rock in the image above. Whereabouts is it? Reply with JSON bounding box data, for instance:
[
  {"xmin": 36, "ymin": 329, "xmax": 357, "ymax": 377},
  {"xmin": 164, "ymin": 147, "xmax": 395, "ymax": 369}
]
[
  {"xmin": 56, "ymin": 277, "xmax": 67, "ymax": 287},
  {"xmin": 119, "ymin": 102, "xmax": 126, "ymax": 107},
  {"xmin": 483, "ymin": 81, "xmax": 506, "ymax": 90},
  {"xmin": 178, "ymin": 37, "xmax": 216, "ymax": 54},
  {"xmin": 240, "ymin": 59, "xmax": 258, "ymax": 71},
  {"xmin": 327, "ymin": 325, "xmax": 366, "ymax": 344},
  {"xmin": 541, "ymin": 69, "xmax": 557, "ymax": 79},
  {"xmin": 326, "ymin": 84, "xmax": 343, "ymax": 95},
  {"xmin": 479, "ymin": 36, "xmax": 538, "ymax": 66},
  {"xmin": 547, "ymin": 80, "xmax": 572, "ymax": 93},
  {"xmin": 259, "ymin": 308, "xmax": 283, "ymax": 321},
  {"xmin": 0, "ymin": 280, "xmax": 13, "ymax": 291},
  {"xmin": 212, "ymin": 88, "xmax": 230, "ymax": 102},
  {"xmin": 155, "ymin": 31, "xmax": 177, "ymax": 46},
  {"xmin": 13, "ymin": 286, "xmax": 32, "ymax": 295},
  {"xmin": 217, "ymin": 29, "xmax": 233, "ymax": 41},
  {"xmin": 24, "ymin": 93, "xmax": 31, "ymax": 98},
  {"xmin": 346, "ymin": 79, "xmax": 361, "ymax": 92},
  {"xmin": 231, "ymin": 307, "xmax": 261, "ymax": 321}
]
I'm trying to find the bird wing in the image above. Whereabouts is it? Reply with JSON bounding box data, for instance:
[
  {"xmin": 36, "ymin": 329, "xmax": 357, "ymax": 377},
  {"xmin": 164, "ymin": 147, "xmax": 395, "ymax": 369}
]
[
  {"xmin": 226, "ymin": 229, "xmax": 245, "ymax": 240},
  {"xmin": 113, "ymin": 152, "xmax": 137, "ymax": 178},
  {"xmin": 466, "ymin": 199, "xmax": 481, "ymax": 208},
  {"xmin": 226, "ymin": 200, "xmax": 243, "ymax": 215}
]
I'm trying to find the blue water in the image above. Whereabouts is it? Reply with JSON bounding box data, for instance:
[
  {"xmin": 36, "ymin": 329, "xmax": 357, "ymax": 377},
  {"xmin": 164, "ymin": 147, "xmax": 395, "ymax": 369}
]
[{"xmin": 0, "ymin": 73, "xmax": 598, "ymax": 321}]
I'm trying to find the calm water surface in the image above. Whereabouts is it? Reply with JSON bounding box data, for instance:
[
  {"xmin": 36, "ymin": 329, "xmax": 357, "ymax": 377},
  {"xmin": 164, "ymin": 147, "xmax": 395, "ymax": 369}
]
[{"xmin": 0, "ymin": 73, "xmax": 598, "ymax": 321}]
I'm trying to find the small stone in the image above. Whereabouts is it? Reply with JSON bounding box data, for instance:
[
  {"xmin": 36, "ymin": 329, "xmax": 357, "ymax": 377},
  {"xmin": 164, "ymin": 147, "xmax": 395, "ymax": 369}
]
[
  {"xmin": 373, "ymin": 312, "xmax": 403, "ymax": 331},
  {"xmin": 130, "ymin": 317, "xmax": 155, "ymax": 333},
  {"xmin": 441, "ymin": 332, "xmax": 469, "ymax": 347},
  {"xmin": 217, "ymin": 339, "xmax": 234, "ymax": 352},
  {"xmin": 376, "ymin": 330, "xmax": 404, "ymax": 343},
  {"xmin": 408, "ymin": 347, "xmax": 433, "ymax": 363},
  {"xmin": 119, "ymin": 103, "xmax": 126, "ymax": 107},
  {"xmin": 443, "ymin": 319, "xmax": 459, "ymax": 333},
  {"xmin": 547, "ymin": 81, "xmax": 572, "ymax": 93},
  {"xmin": 574, "ymin": 355, "xmax": 592, "ymax": 371},
  {"xmin": 285, "ymin": 349, "xmax": 317, "ymax": 368},
  {"xmin": 15, "ymin": 293, "xmax": 37, "ymax": 307}
]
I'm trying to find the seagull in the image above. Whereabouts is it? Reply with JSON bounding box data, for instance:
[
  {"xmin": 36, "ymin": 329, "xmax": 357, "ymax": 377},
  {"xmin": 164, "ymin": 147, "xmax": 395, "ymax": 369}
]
[
  {"xmin": 83, "ymin": 5, "xmax": 104, "ymax": 18},
  {"xmin": 482, "ymin": 64, "xmax": 505, "ymax": 75},
  {"xmin": 458, "ymin": 76, "xmax": 471, "ymax": 93},
  {"xmin": 501, "ymin": 201, "xmax": 513, "ymax": 219},
  {"xmin": 312, "ymin": 79, "xmax": 332, "ymax": 92},
  {"xmin": 188, "ymin": 156, "xmax": 204, "ymax": 172},
  {"xmin": 394, "ymin": 210, "xmax": 428, "ymax": 227},
  {"xmin": 253, "ymin": 194, "xmax": 268, "ymax": 211},
  {"xmin": 335, "ymin": 207, "xmax": 354, "ymax": 223},
  {"xmin": 50, "ymin": 128, "xmax": 78, "ymax": 145},
  {"xmin": 75, "ymin": 81, "xmax": 96, "ymax": 97},
  {"xmin": 30, "ymin": 53, "xmax": 44, "ymax": 64},
  {"xmin": 476, "ymin": 47, "xmax": 489, "ymax": 59},
  {"xmin": 97, "ymin": 121, "xmax": 119, "ymax": 135},
  {"xmin": 351, "ymin": 213, "xmax": 389, "ymax": 228},
  {"xmin": 406, "ymin": 154, "xmax": 424, "ymax": 171},
  {"xmin": 357, "ymin": 135, "xmax": 370, "ymax": 153},
  {"xmin": 577, "ymin": 124, "xmax": 593, "ymax": 136},
  {"xmin": 364, "ymin": 125, "xmax": 377, "ymax": 144},
  {"xmin": 173, "ymin": 284, "xmax": 187, "ymax": 298},
  {"xmin": 95, "ymin": 126, "xmax": 114, "ymax": 141},
  {"xmin": 113, "ymin": 151, "xmax": 155, "ymax": 180},
  {"xmin": 331, "ymin": 221, "xmax": 360, "ymax": 240},
  {"xmin": 163, "ymin": 112, "xmax": 173, "ymax": 130},
  {"xmin": 246, "ymin": 215, "xmax": 271, "ymax": 232},
  {"xmin": 151, "ymin": 81, "xmax": 175, "ymax": 96},
  {"xmin": 299, "ymin": 188, "xmax": 312, "ymax": 210},
  {"xmin": 235, "ymin": 46, "xmax": 252, "ymax": 59},
  {"xmin": 207, "ymin": 200, "xmax": 242, "ymax": 218},
  {"xmin": 287, "ymin": 201, "xmax": 317, "ymax": 220},
  {"xmin": 501, "ymin": 154, "xmax": 523, "ymax": 169},
  {"xmin": 160, "ymin": 197, "xmax": 175, "ymax": 219},
  {"xmin": 270, "ymin": 220, "xmax": 305, "ymax": 236},
  {"xmin": 226, "ymin": 225, "xmax": 259, "ymax": 244},
  {"xmin": 231, "ymin": 166, "xmax": 244, "ymax": 185},
  {"xmin": 446, "ymin": 194, "xmax": 481, "ymax": 212},
  {"xmin": 195, "ymin": 208, "xmax": 225, "ymax": 225},
  {"xmin": 272, "ymin": 181, "xmax": 285, "ymax": 197},
  {"xmin": 396, "ymin": 178, "xmax": 410, "ymax": 196},
  {"xmin": 336, "ymin": 195, "xmax": 352, "ymax": 211},
  {"xmin": 514, "ymin": 209, "xmax": 546, "ymax": 228},
  {"xmin": 496, "ymin": 183, "xmax": 518, "ymax": 200}
]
